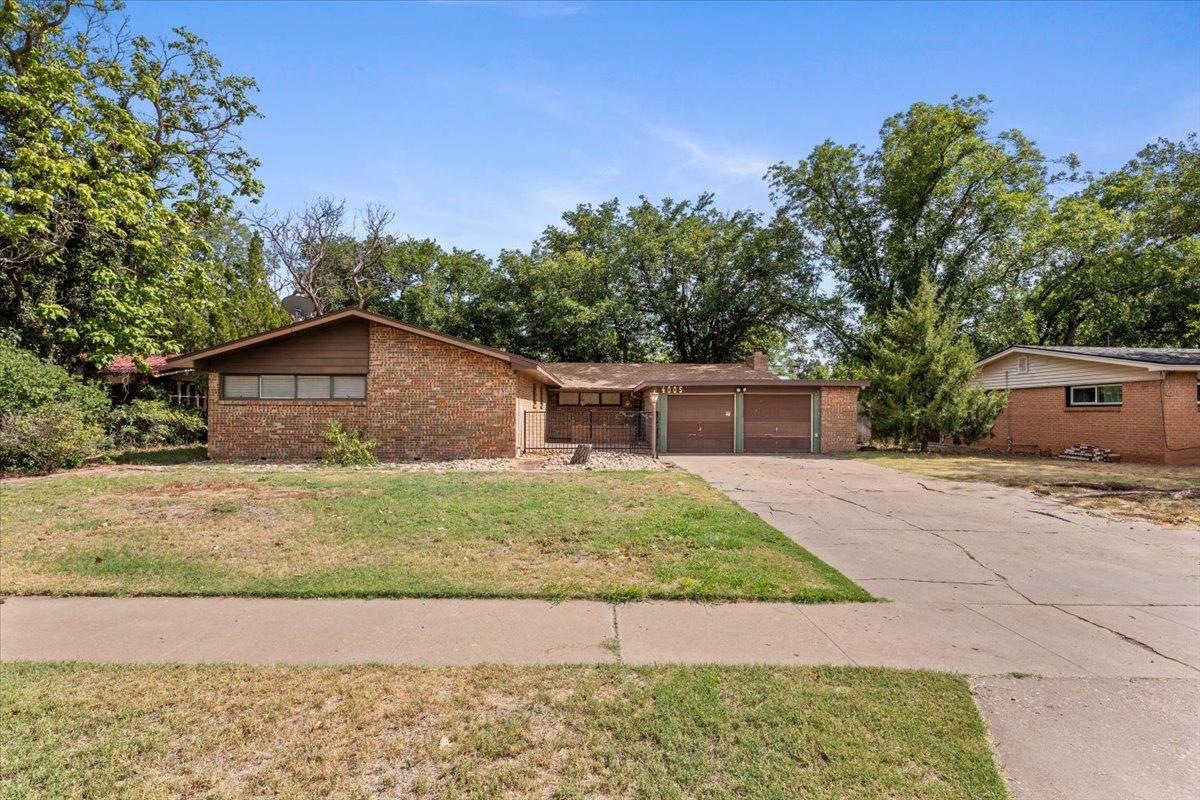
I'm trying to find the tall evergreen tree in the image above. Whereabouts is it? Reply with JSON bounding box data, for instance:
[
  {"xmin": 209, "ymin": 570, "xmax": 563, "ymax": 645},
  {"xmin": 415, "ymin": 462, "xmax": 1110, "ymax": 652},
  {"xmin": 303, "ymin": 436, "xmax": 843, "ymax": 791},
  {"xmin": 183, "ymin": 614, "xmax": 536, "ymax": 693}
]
[{"xmin": 863, "ymin": 273, "xmax": 1007, "ymax": 450}]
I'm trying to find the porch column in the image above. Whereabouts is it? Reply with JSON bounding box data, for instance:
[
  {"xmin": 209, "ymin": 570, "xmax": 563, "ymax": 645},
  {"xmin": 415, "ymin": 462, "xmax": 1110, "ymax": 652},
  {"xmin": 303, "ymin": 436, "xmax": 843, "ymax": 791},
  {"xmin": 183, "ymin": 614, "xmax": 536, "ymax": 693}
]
[{"xmin": 647, "ymin": 390, "xmax": 659, "ymax": 458}]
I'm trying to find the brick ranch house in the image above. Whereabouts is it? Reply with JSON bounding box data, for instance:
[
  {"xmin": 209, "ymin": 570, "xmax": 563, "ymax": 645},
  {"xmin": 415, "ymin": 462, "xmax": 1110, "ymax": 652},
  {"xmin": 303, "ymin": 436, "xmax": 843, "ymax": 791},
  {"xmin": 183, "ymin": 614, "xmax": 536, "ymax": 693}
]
[
  {"xmin": 163, "ymin": 308, "xmax": 867, "ymax": 461},
  {"xmin": 972, "ymin": 346, "xmax": 1200, "ymax": 465}
]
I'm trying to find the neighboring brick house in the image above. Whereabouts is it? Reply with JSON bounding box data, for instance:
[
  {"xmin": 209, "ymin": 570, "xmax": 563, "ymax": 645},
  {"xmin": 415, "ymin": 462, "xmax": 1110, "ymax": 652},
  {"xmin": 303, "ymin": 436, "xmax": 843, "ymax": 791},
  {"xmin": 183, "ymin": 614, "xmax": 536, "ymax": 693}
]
[
  {"xmin": 164, "ymin": 308, "xmax": 868, "ymax": 461},
  {"xmin": 972, "ymin": 346, "xmax": 1200, "ymax": 465}
]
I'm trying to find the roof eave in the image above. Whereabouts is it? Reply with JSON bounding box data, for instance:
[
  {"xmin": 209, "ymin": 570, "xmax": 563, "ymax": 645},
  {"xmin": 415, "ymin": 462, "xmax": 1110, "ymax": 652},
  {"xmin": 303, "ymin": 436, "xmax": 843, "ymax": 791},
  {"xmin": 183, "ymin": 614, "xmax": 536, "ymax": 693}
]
[
  {"xmin": 163, "ymin": 308, "xmax": 535, "ymax": 371},
  {"xmin": 976, "ymin": 346, "xmax": 1200, "ymax": 371}
]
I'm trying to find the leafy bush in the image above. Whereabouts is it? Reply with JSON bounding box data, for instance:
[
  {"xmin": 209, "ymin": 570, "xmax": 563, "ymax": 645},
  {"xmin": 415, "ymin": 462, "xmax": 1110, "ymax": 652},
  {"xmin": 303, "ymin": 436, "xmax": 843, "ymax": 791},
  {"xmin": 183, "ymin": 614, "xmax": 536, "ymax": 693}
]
[
  {"xmin": 108, "ymin": 399, "xmax": 206, "ymax": 449},
  {"xmin": 0, "ymin": 340, "xmax": 109, "ymax": 423},
  {"xmin": 0, "ymin": 342, "xmax": 111, "ymax": 473},
  {"xmin": 320, "ymin": 421, "xmax": 379, "ymax": 466},
  {"xmin": 0, "ymin": 403, "xmax": 108, "ymax": 474}
]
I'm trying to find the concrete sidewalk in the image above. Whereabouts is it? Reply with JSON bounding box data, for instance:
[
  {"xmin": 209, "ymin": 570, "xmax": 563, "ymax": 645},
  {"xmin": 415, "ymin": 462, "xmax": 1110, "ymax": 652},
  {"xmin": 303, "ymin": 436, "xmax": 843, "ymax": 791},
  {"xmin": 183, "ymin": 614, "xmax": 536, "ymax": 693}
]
[{"xmin": 5, "ymin": 595, "xmax": 1197, "ymax": 676}]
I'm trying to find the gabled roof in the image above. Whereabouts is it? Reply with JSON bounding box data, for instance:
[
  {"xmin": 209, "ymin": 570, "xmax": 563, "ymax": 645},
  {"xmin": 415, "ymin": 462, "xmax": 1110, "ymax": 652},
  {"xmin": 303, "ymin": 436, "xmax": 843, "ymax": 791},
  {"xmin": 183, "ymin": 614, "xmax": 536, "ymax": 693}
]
[
  {"xmin": 542, "ymin": 361, "xmax": 776, "ymax": 391},
  {"xmin": 163, "ymin": 308, "xmax": 539, "ymax": 371},
  {"xmin": 163, "ymin": 308, "xmax": 871, "ymax": 388},
  {"xmin": 977, "ymin": 345, "xmax": 1200, "ymax": 371}
]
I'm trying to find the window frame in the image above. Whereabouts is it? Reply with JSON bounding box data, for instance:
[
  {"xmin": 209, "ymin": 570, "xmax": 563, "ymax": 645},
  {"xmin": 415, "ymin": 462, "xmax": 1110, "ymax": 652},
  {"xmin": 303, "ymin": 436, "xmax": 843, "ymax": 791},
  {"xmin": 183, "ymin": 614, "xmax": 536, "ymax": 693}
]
[
  {"xmin": 556, "ymin": 390, "xmax": 622, "ymax": 407},
  {"xmin": 221, "ymin": 374, "xmax": 367, "ymax": 401},
  {"xmin": 1066, "ymin": 383, "xmax": 1123, "ymax": 407}
]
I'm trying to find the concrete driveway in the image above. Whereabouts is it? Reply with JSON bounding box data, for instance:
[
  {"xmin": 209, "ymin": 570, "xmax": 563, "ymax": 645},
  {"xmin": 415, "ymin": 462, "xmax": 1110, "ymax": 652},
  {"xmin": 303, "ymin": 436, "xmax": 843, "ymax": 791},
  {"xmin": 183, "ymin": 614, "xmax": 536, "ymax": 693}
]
[{"xmin": 670, "ymin": 454, "xmax": 1200, "ymax": 800}]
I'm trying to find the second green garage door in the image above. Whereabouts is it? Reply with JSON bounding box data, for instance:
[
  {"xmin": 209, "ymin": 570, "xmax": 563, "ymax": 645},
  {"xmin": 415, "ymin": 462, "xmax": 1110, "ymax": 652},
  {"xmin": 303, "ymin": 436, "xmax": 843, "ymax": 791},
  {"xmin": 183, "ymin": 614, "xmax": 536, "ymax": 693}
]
[{"xmin": 743, "ymin": 393, "xmax": 812, "ymax": 453}]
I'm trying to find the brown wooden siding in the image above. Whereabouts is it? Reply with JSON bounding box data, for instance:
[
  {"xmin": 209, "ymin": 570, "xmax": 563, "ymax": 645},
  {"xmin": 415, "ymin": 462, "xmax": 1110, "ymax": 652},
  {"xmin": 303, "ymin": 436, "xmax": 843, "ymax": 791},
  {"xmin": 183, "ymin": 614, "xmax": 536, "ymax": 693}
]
[{"xmin": 200, "ymin": 319, "xmax": 369, "ymax": 375}]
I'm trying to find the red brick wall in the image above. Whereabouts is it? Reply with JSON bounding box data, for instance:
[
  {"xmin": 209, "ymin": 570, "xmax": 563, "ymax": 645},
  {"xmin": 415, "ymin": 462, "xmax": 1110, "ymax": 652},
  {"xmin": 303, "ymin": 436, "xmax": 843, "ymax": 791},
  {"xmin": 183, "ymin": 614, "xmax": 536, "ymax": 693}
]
[
  {"xmin": 1161, "ymin": 371, "xmax": 1200, "ymax": 466},
  {"xmin": 205, "ymin": 379, "xmax": 371, "ymax": 461},
  {"xmin": 971, "ymin": 375, "xmax": 1199, "ymax": 464},
  {"xmin": 820, "ymin": 386, "xmax": 860, "ymax": 453},
  {"xmin": 515, "ymin": 374, "xmax": 545, "ymax": 451},
  {"xmin": 206, "ymin": 322, "xmax": 521, "ymax": 461},
  {"xmin": 366, "ymin": 324, "xmax": 517, "ymax": 460}
]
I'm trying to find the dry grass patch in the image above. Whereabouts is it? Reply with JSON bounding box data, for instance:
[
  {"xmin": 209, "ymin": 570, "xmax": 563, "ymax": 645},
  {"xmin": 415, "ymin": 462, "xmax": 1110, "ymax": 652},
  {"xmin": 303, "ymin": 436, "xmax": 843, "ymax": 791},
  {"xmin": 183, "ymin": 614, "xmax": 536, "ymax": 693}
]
[
  {"xmin": 853, "ymin": 451, "xmax": 1200, "ymax": 526},
  {"xmin": 1, "ymin": 662, "xmax": 1007, "ymax": 800},
  {"xmin": 0, "ymin": 466, "xmax": 867, "ymax": 602}
]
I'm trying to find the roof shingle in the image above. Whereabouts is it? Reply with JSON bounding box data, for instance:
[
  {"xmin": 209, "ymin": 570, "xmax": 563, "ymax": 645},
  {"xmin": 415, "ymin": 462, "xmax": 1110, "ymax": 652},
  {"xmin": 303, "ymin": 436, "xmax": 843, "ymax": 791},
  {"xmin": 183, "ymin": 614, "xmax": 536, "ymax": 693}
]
[
  {"xmin": 542, "ymin": 361, "xmax": 776, "ymax": 390},
  {"xmin": 1012, "ymin": 346, "xmax": 1200, "ymax": 367}
]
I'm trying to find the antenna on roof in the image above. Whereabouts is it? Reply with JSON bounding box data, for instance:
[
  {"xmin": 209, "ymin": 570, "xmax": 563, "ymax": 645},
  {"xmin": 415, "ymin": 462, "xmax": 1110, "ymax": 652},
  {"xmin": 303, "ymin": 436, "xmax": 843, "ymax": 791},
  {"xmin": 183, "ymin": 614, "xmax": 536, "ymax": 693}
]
[
  {"xmin": 1103, "ymin": 330, "xmax": 1112, "ymax": 347},
  {"xmin": 282, "ymin": 294, "xmax": 318, "ymax": 322}
]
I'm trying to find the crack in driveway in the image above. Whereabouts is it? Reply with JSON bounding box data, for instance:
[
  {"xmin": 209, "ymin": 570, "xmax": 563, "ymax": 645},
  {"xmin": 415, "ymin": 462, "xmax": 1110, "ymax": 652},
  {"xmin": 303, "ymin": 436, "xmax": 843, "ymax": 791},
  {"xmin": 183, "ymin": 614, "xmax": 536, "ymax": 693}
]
[{"xmin": 1050, "ymin": 606, "xmax": 1199, "ymax": 673}]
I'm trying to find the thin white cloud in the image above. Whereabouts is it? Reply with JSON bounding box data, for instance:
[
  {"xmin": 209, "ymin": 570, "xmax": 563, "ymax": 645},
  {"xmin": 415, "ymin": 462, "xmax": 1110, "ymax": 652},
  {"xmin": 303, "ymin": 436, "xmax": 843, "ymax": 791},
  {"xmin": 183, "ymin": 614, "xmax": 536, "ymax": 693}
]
[
  {"xmin": 496, "ymin": 80, "xmax": 773, "ymax": 183},
  {"xmin": 648, "ymin": 125, "xmax": 772, "ymax": 180}
]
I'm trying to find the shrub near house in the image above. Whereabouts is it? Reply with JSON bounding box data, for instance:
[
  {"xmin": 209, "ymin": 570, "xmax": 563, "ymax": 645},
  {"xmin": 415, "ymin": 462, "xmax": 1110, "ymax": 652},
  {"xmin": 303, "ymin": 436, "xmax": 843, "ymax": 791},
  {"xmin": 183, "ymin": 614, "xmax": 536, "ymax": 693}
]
[{"xmin": 0, "ymin": 341, "xmax": 110, "ymax": 473}]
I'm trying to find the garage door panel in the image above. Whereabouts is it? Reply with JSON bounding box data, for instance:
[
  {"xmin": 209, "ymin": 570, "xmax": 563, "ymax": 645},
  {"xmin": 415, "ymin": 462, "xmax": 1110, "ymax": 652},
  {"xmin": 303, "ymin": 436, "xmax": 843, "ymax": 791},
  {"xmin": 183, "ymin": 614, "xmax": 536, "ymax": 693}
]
[
  {"xmin": 667, "ymin": 395, "xmax": 734, "ymax": 453},
  {"xmin": 744, "ymin": 394, "xmax": 811, "ymax": 453}
]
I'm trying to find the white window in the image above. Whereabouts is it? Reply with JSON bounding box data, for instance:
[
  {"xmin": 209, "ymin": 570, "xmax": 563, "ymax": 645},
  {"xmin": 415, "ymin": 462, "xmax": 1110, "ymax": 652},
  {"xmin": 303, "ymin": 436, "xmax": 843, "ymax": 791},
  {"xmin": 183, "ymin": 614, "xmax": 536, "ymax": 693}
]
[
  {"xmin": 297, "ymin": 376, "xmax": 332, "ymax": 399},
  {"xmin": 259, "ymin": 375, "xmax": 296, "ymax": 399},
  {"xmin": 1068, "ymin": 384, "xmax": 1122, "ymax": 406},
  {"xmin": 223, "ymin": 375, "xmax": 259, "ymax": 398},
  {"xmin": 1017, "ymin": 355, "xmax": 1029, "ymax": 374},
  {"xmin": 332, "ymin": 375, "xmax": 366, "ymax": 399}
]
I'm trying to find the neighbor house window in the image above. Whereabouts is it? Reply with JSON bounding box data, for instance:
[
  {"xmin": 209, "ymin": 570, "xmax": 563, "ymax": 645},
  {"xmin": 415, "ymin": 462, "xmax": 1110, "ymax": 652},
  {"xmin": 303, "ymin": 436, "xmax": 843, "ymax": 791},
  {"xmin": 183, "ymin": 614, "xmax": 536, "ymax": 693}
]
[
  {"xmin": 556, "ymin": 391, "xmax": 621, "ymax": 406},
  {"xmin": 1067, "ymin": 384, "xmax": 1122, "ymax": 406},
  {"xmin": 222, "ymin": 375, "xmax": 366, "ymax": 400},
  {"xmin": 1017, "ymin": 356, "xmax": 1030, "ymax": 374}
]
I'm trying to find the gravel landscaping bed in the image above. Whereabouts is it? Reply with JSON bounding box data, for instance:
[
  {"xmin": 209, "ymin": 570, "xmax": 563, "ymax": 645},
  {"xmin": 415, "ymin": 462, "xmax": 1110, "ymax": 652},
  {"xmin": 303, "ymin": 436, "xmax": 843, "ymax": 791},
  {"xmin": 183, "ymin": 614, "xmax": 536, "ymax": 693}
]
[{"xmin": 189, "ymin": 453, "xmax": 666, "ymax": 473}]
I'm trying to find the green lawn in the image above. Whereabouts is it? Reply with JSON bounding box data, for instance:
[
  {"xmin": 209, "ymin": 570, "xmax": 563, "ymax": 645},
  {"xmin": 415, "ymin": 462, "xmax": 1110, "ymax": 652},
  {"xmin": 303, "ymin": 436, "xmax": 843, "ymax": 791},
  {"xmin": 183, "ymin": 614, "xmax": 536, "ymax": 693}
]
[
  {"xmin": 0, "ymin": 662, "xmax": 1007, "ymax": 800},
  {"xmin": 0, "ymin": 466, "xmax": 868, "ymax": 602}
]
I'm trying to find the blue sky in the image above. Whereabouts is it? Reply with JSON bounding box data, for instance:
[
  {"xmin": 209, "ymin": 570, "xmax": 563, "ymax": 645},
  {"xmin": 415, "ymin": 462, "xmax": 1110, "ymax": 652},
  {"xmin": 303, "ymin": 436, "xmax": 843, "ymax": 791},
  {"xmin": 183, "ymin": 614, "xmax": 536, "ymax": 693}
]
[{"xmin": 126, "ymin": 0, "xmax": 1199, "ymax": 256}]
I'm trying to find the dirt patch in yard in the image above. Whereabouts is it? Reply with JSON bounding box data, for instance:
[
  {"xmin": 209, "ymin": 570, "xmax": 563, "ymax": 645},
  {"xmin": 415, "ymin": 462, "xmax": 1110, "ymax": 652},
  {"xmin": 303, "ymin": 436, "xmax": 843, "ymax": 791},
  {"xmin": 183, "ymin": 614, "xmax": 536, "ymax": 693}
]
[{"xmin": 853, "ymin": 451, "xmax": 1200, "ymax": 527}]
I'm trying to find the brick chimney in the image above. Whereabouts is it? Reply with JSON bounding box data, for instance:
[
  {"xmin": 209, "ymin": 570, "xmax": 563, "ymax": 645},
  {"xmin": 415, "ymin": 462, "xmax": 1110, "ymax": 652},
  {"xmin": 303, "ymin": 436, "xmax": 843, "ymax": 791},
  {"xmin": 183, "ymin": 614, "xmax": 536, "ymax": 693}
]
[{"xmin": 746, "ymin": 350, "xmax": 770, "ymax": 372}]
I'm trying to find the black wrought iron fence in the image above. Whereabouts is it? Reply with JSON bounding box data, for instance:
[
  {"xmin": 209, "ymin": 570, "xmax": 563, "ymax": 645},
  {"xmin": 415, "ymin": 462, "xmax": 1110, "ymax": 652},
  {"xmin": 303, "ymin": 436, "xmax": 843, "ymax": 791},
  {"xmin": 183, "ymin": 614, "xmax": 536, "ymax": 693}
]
[{"xmin": 523, "ymin": 409, "xmax": 653, "ymax": 453}]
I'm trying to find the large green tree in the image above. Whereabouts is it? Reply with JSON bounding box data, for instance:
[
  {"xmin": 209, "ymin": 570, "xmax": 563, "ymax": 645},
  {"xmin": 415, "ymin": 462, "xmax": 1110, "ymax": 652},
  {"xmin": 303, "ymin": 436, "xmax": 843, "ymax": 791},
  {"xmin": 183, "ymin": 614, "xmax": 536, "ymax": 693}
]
[
  {"xmin": 767, "ymin": 96, "xmax": 1052, "ymax": 359},
  {"xmin": 1021, "ymin": 136, "xmax": 1200, "ymax": 348},
  {"xmin": 0, "ymin": 0, "xmax": 261, "ymax": 367},
  {"xmin": 498, "ymin": 200, "xmax": 656, "ymax": 361},
  {"xmin": 500, "ymin": 195, "xmax": 820, "ymax": 363},
  {"xmin": 168, "ymin": 218, "xmax": 290, "ymax": 351},
  {"xmin": 863, "ymin": 273, "xmax": 1007, "ymax": 450}
]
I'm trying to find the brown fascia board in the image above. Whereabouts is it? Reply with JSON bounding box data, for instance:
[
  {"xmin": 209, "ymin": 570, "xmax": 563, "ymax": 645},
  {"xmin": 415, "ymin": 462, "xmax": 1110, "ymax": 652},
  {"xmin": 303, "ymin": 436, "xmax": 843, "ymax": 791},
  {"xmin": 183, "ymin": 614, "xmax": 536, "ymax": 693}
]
[
  {"xmin": 631, "ymin": 378, "xmax": 870, "ymax": 390},
  {"xmin": 163, "ymin": 308, "xmax": 537, "ymax": 371}
]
